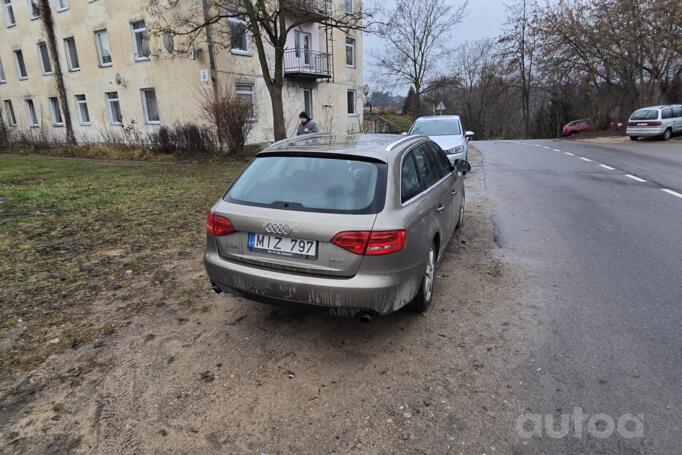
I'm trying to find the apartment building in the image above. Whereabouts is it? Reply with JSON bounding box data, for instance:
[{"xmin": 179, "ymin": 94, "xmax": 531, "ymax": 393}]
[{"xmin": 0, "ymin": 0, "xmax": 364, "ymax": 144}]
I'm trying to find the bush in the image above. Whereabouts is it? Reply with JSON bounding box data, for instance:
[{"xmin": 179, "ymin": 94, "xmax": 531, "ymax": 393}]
[{"xmin": 200, "ymin": 84, "xmax": 255, "ymax": 155}]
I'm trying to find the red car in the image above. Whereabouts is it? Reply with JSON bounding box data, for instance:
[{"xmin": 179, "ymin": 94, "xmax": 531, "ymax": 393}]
[{"xmin": 562, "ymin": 119, "xmax": 594, "ymax": 136}]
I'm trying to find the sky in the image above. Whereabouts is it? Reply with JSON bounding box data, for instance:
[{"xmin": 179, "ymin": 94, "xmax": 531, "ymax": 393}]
[{"xmin": 363, "ymin": 0, "xmax": 509, "ymax": 94}]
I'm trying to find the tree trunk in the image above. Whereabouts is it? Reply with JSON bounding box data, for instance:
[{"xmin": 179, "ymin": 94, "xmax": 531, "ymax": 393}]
[
  {"xmin": 267, "ymin": 82, "xmax": 287, "ymax": 141},
  {"xmin": 39, "ymin": 0, "xmax": 76, "ymax": 145}
]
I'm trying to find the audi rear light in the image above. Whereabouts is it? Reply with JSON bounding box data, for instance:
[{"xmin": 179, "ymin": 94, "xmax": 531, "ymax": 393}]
[
  {"xmin": 331, "ymin": 230, "xmax": 407, "ymax": 256},
  {"xmin": 207, "ymin": 212, "xmax": 235, "ymax": 236}
]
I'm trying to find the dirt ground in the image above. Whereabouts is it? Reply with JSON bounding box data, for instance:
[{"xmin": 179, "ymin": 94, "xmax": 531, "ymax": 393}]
[{"xmin": 1, "ymin": 150, "xmax": 540, "ymax": 454}]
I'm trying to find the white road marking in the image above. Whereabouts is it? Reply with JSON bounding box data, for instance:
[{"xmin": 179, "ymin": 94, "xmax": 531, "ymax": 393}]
[
  {"xmin": 564, "ymin": 152, "xmax": 575, "ymax": 156},
  {"xmin": 543, "ymin": 146, "xmax": 551, "ymax": 149},
  {"xmin": 625, "ymin": 174, "xmax": 647, "ymax": 183},
  {"xmin": 661, "ymin": 189, "xmax": 682, "ymax": 199},
  {"xmin": 552, "ymin": 148, "xmax": 561, "ymax": 152},
  {"xmin": 580, "ymin": 157, "xmax": 593, "ymax": 162},
  {"xmin": 599, "ymin": 164, "xmax": 615, "ymax": 170}
]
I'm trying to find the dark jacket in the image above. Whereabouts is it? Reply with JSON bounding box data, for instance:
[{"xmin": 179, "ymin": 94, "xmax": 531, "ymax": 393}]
[{"xmin": 297, "ymin": 119, "xmax": 319, "ymax": 135}]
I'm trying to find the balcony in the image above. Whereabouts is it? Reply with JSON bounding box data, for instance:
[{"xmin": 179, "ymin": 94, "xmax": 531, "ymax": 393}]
[
  {"xmin": 283, "ymin": 49, "xmax": 332, "ymax": 80},
  {"xmin": 280, "ymin": 0, "xmax": 329, "ymax": 17}
]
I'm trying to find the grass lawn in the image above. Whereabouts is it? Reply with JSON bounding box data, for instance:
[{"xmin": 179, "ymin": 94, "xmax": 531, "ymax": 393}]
[{"xmin": 0, "ymin": 154, "xmax": 247, "ymax": 378}]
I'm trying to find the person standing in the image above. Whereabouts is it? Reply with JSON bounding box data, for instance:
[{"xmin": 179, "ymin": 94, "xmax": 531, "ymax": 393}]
[{"xmin": 297, "ymin": 112, "xmax": 319, "ymax": 135}]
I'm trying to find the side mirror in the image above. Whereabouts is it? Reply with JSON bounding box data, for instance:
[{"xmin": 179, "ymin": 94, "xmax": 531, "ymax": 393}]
[
  {"xmin": 454, "ymin": 159, "xmax": 471, "ymax": 173},
  {"xmin": 465, "ymin": 131, "xmax": 475, "ymax": 141},
  {"xmin": 401, "ymin": 132, "xmax": 408, "ymax": 136}
]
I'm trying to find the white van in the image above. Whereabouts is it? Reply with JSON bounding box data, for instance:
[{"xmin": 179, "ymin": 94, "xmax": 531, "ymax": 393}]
[{"xmin": 626, "ymin": 105, "xmax": 682, "ymax": 141}]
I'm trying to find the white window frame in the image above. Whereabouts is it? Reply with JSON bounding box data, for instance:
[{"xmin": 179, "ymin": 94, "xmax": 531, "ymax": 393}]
[
  {"xmin": 140, "ymin": 88, "xmax": 160, "ymax": 124},
  {"xmin": 94, "ymin": 29, "xmax": 113, "ymax": 67},
  {"xmin": 235, "ymin": 82, "xmax": 256, "ymax": 120},
  {"xmin": 74, "ymin": 94, "xmax": 91, "ymax": 125},
  {"xmin": 228, "ymin": 15, "xmax": 251, "ymax": 55},
  {"xmin": 13, "ymin": 49, "xmax": 27, "ymax": 80},
  {"xmin": 48, "ymin": 96, "xmax": 63, "ymax": 126},
  {"xmin": 345, "ymin": 0, "xmax": 354, "ymax": 14},
  {"xmin": 105, "ymin": 91, "xmax": 123, "ymax": 125},
  {"xmin": 27, "ymin": 0, "xmax": 39, "ymax": 20},
  {"xmin": 303, "ymin": 88, "xmax": 313, "ymax": 119},
  {"xmin": 55, "ymin": 0, "xmax": 68, "ymax": 12},
  {"xmin": 3, "ymin": 0, "xmax": 16, "ymax": 27},
  {"xmin": 63, "ymin": 37, "xmax": 80, "ymax": 71},
  {"xmin": 347, "ymin": 89, "xmax": 357, "ymax": 116},
  {"xmin": 345, "ymin": 36, "xmax": 355, "ymax": 68},
  {"xmin": 0, "ymin": 58, "xmax": 6, "ymax": 83},
  {"xmin": 37, "ymin": 41, "xmax": 52, "ymax": 75},
  {"xmin": 3, "ymin": 99, "xmax": 17, "ymax": 126},
  {"xmin": 130, "ymin": 20, "xmax": 151, "ymax": 61},
  {"xmin": 25, "ymin": 99, "xmax": 39, "ymax": 127}
]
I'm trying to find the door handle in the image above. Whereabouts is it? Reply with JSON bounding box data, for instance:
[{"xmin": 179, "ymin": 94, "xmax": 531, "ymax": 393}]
[
  {"xmin": 451, "ymin": 190, "xmax": 458, "ymax": 196},
  {"xmin": 436, "ymin": 204, "xmax": 446, "ymax": 213}
]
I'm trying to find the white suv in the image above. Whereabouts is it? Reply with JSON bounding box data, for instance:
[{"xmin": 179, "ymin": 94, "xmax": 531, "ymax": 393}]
[{"xmin": 626, "ymin": 105, "xmax": 682, "ymax": 141}]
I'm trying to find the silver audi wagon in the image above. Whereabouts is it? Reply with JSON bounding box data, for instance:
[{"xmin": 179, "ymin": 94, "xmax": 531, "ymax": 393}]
[{"xmin": 204, "ymin": 134, "xmax": 469, "ymax": 319}]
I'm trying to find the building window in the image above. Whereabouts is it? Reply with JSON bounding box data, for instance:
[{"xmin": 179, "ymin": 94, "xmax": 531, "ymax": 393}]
[
  {"xmin": 95, "ymin": 29, "xmax": 113, "ymax": 67},
  {"xmin": 0, "ymin": 58, "xmax": 6, "ymax": 83},
  {"xmin": 295, "ymin": 30, "xmax": 312, "ymax": 65},
  {"xmin": 106, "ymin": 91, "xmax": 123, "ymax": 125},
  {"xmin": 345, "ymin": 0, "xmax": 354, "ymax": 14},
  {"xmin": 303, "ymin": 88, "xmax": 313, "ymax": 118},
  {"xmin": 235, "ymin": 82, "xmax": 255, "ymax": 119},
  {"xmin": 27, "ymin": 0, "xmax": 38, "ymax": 19},
  {"xmin": 345, "ymin": 37, "xmax": 355, "ymax": 67},
  {"xmin": 13, "ymin": 49, "xmax": 27, "ymax": 79},
  {"xmin": 55, "ymin": 0, "xmax": 68, "ymax": 12},
  {"xmin": 49, "ymin": 96, "xmax": 63, "ymax": 126},
  {"xmin": 74, "ymin": 94, "xmax": 90, "ymax": 124},
  {"xmin": 229, "ymin": 16, "xmax": 249, "ymax": 54},
  {"xmin": 131, "ymin": 20, "xmax": 150, "ymax": 61},
  {"xmin": 25, "ymin": 99, "xmax": 39, "ymax": 127},
  {"xmin": 37, "ymin": 41, "xmax": 52, "ymax": 75},
  {"xmin": 140, "ymin": 88, "xmax": 159, "ymax": 124},
  {"xmin": 347, "ymin": 89, "xmax": 356, "ymax": 115},
  {"xmin": 3, "ymin": 0, "xmax": 16, "ymax": 27},
  {"xmin": 3, "ymin": 99, "xmax": 17, "ymax": 125},
  {"xmin": 64, "ymin": 37, "xmax": 80, "ymax": 71}
]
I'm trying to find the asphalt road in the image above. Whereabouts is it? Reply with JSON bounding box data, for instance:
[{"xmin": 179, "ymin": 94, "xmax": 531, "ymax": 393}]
[{"xmin": 475, "ymin": 138, "xmax": 682, "ymax": 454}]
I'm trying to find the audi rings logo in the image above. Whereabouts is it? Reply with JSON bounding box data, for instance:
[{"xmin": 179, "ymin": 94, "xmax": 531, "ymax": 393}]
[{"xmin": 265, "ymin": 223, "xmax": 292, "ymax": 235}]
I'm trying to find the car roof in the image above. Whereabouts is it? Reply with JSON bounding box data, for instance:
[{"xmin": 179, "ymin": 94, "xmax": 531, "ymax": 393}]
[
  {"xmin": 414, "ymin": 115, "xmax": 461, "ymax": 120},
  {"xmin": 260, "ymin": 133, "xmax": 429, "ymax": 163},
  {"xmin": 634, "ymin": 105, "xmax": 681, "ymax": 111}
]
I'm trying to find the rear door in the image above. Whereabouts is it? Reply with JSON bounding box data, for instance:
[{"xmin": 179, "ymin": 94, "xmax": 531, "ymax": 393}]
[{"xmin": 212, "ymin": 154, "xmax": 387, "ymax": 278}]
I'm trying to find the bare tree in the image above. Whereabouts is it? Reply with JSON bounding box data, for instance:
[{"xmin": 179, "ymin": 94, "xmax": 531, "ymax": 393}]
[
  {"xmin": 499, "ymin": 0, "xmax": 537, "ymax": 139},
  {"xmin": 148, "ymin": 0, "xmax": 370, "ymax": 141},
  {"xmin": 371, "ymin": 0, "xmax": 468, "ymax": 105},
  {"xmin": 199, "ymin": 83, "xmax": 254, "ymax": 154},
  {"xmin": 38, "ymin": 0, "xmax": 76, "ymax": 144}
]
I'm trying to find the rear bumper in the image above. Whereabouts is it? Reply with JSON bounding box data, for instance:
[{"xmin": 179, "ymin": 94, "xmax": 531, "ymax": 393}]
[
  {"xmin": 626, "ymin": 127, "xmax": 664, "ymax": 137},
  {"xmin": 204, "ymin": 250, "xmax": 423, "ymax": 316}
]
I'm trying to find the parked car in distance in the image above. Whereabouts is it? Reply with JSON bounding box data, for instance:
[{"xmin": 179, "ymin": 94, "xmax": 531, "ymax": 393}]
[
  {"xmin": 562, "ymin": 119, "xmax": 594, "ymax": 136},
  {"xmin": 627, "ymin": 105, "xmax": 682, "ymax": 141},
  {"xmin": 407, "ymin": 116, "xmax": 474, "ymax": 165},
  {"xmin": 204, "ymin": 133, "xmax": 471, "ymax": 320}
]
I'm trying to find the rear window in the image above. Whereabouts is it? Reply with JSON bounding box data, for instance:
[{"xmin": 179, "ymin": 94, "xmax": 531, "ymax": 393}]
[
  {"xmin": 630, "ymin": 109, "xmax": 659, "ymax": 120},
  {"xmin": 225, "ymin": 155, "xmax": 387, "ymax": 214}
]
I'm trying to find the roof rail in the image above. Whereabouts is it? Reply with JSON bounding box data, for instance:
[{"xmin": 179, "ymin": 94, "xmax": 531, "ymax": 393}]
[{"xmin": 385, "ymin": 134, "xmax": 428, "ymax": 152}]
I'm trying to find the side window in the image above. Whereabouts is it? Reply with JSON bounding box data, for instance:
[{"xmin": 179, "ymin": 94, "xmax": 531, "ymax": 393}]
[
  {"xmin": 401, "ymin": 153, "xmax": 421, "ymax": 203},
  {"xmin": 427, "ymin": 143, "xmax": 451, "ymax": 179},
  {"xmin": 662, "ymin": 108, "xmax": 672, "ymax": 120},
  {"xmin": 412, "ymin": 145, "xmax": 440, "ymax": 189},
  {"xmin": 673, "ymin": 106, "xmax": 682, "ymax": 118}
]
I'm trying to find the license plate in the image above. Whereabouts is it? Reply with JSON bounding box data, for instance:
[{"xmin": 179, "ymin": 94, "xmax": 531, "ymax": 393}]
[{"xmin": 248, "ymin": 233, "xmax": 317, "ymax": 258}]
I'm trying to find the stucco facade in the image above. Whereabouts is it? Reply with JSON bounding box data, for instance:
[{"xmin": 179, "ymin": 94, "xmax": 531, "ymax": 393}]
[{"xmin": 0, "ymin": 0, "xmax": 363, "ymax": 144}]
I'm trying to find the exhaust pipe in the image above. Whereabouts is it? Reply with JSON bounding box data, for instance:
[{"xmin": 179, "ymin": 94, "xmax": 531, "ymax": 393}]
[
  {"xmin": 357, "ymin": 312, "xmax": 373, "ymax": 323},
  {"xmin": 211, "ymin": 283, "xmax": 222, "ymax": 294}
]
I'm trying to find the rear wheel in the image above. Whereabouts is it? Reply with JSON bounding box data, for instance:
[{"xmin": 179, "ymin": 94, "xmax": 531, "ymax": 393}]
[
  {"xmin": 456, "ymin": 195, "xmax": 465, "ymax": 229},
  {"xmin": 629, "ymin": 136, "xmax": 639, "ymax": 141},
  {"xmin": 662, "ymin": 128, "xmax": 672, "ymax": 141},
  {"xmin": 410, "ymin": 244, "xmax": 436, "ymax": 313}
]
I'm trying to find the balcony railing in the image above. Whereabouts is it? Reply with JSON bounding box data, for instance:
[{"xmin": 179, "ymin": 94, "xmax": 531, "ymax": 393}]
[{"xmin": 283, "ymin": 49, "xmax": 332, "ymax": 79}]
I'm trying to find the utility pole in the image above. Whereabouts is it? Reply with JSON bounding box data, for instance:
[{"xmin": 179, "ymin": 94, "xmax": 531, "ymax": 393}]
[{"xmin": 39, "ymin": 0, "xmax": 76, "ymax": 144}]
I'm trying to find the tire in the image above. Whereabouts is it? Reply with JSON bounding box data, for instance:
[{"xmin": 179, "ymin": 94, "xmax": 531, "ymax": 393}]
[
  {"xmin": 662, "ymin": 128, "xmax": 672, "ymax": 141},
  {"xmin": 410, "ymin": 244, "xmax": 437, "ymax": 313},
  {"xmin": 629, "ymin": 136, "xmax": 639, "ymax": 141}
]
